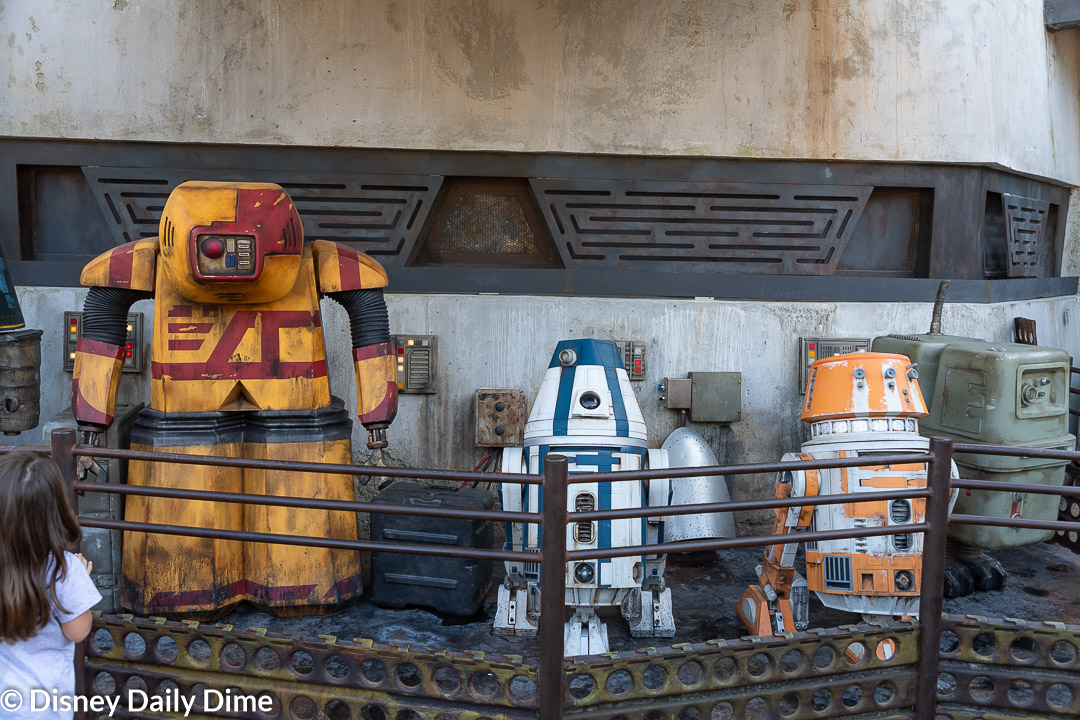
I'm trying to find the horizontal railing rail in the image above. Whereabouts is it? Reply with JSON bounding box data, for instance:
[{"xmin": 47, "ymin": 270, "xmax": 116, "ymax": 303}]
[{"xmin": 23, "ymin": 428, "xmax": 1080, "ymax": 719}]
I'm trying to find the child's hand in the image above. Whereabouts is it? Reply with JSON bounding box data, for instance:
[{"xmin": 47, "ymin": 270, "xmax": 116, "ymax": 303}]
[{"xmin": 75, "ymin": 553, "xmax": 93, "ymax": 574}]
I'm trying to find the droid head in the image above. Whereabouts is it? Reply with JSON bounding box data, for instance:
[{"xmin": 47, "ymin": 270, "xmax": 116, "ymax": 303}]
[
  {"xmin": 524, "ymin": 339, "xmax": 647, "ymax": 447},
  {"xmin": 802, "ymin": 351, "xmax": 928, "ymax": 434},
  {"xmin": 158, "ymin": 181, "xmax": 304, "ymax": 304}
]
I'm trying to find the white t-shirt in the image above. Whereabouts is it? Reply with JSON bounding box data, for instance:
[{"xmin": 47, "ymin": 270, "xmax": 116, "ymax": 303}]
[{"xmin": 0, "ymin": 552, "xmax": 102, "ymax": 720}]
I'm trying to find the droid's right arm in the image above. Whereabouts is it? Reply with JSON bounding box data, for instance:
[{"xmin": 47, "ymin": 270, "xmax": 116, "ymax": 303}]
[{"xmin": 71, "ymin": 240, "xmax": 157, "ymax": 430}]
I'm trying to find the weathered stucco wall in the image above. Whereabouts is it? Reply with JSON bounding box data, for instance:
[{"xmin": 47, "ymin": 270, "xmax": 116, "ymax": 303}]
[
  {"xmin": 2, "ymin": 0, "xmax": 1079, "ymax": 184},
  {"xmin": 15, "ymin": 286, "xmax": 1080, "ymax": 532}
]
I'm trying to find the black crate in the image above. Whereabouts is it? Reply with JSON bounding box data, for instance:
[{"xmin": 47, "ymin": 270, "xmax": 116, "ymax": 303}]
[{"xmin": 370, "ymin": 483, "xmax": 494, "ymax": 617}]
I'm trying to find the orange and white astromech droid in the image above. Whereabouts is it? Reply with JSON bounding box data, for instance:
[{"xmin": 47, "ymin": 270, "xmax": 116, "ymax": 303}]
[
  {"xmin": 71, "ymin": 181, "xmax": 397, "ymax": 617},
  {"xmin": 738, "ymin": 352, "xmax": 957, "ymax": 636}
]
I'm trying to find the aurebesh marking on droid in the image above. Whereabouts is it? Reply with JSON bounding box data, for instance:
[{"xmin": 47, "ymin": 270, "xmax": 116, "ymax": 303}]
[{"xmin": 0, "ymin": 686, "xmax": 271, "ymax": 717}]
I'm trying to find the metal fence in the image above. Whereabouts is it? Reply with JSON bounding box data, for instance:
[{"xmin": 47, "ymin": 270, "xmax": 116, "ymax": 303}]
[{"xmin": 10, "ymin": 429, "xmax": 1080, "ymax": 718}]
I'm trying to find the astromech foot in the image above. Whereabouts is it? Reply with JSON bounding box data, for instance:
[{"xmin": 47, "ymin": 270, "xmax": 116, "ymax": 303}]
[
  {"xmin": 564, "ymin": 609, "xmax": 610, "ymax": 656},
  {"xmin": 622, "ymin": 587, "xmax": 676, "ymax": 638},
  {"xmin": 493, "ymin": 584, "xmax": 538, "ymax": 637},
  {"xmin": 957, "ymin": 555, "xmax": 1007, "ymax": 592},
  {"xmin": 943, "ymin": 561, "xmax": 975, "ymax": 598}
]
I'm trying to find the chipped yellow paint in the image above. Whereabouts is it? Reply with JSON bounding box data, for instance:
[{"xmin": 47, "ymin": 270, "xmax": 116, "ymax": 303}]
[
  {"xmin": 72, "ymin": 350, "xmax": 123, "ymax": 421},
  {"xmin": 355, "ymin": 354, "xmax": 395, "ymax": 416}
]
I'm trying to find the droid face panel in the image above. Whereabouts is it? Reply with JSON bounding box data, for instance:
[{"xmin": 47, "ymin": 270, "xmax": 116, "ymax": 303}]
[{"xmin": 160, "ymin": 181, "xmax": 304, "ymax": 304}]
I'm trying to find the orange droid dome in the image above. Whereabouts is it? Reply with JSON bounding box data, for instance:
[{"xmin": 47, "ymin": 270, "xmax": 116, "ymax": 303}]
[{"xmin": 801, "ymin": 352, "xmax": 927, "ymax": 423}]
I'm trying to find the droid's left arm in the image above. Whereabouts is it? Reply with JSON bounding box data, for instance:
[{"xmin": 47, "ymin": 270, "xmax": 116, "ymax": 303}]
[{"xmin": 312, "ymin": 241, "xmax": 398, "ymax": 449}]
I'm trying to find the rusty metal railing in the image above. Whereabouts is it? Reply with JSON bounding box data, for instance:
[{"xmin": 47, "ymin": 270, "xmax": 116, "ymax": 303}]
[{"xmin": 14, "ymin": 428, "xmax": 1080, "ymax": 718}]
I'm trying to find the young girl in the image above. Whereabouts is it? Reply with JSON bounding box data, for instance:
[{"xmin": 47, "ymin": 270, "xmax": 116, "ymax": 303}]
[{"xmin": 1, "ymin": 451, "xmax": 101, "ymax": 720}]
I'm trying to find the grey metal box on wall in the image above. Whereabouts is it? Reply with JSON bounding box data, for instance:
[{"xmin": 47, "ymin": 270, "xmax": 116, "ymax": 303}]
[{"xmin": 42, "ymin": 403, "xmax": 143, "ymax": 613}]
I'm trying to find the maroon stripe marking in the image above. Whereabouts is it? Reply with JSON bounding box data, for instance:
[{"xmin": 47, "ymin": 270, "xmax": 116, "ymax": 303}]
[
  {"xmin": 151, "ymin": 359, "xmax": 328, "ymax": 380},
  {"xmin": 168, "ymin": 305, "xmax": 194, "ymax": 317},
  {"xmin": 168, "ymin": 322, "xmax": 214, "ymax": 333},
  {"xmin": 359, "ymin": 382, "xmax": 398, "ymax": 425},
  {"xmin": 128, "ymin": 574, "xmax": 363, "ymax": 612},
  {"xmin": 353, "ymin": 341, "xmax": 394, "ymax": 361},
  {"xmin": 338, "ymin": 249, "xmax": 362, "ymax": 290},
  {"xmin": 108, "ymin": 246, "xmax": 135, "ymax": 287},
  {"xmin": 168, "ymin": 339, "xmax": 204, "ymax": 351},
  {"xmin": 75, "ymin": 337, "xmax": 125, "ymax": 360}
]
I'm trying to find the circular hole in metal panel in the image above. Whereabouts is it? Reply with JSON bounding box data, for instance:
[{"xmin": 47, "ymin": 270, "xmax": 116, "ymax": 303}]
[
  {"xmin": 125, "ymin": 675, "xmax": 147, "ymax": 693},
  {"xmin": 643, "ymin": 664, "xmax": 668, "ymax": 690},
  {"xmin": 325, "ymin": 700, "xmax": 351, "ymax": 720},
  {"xmin": 569, "ymin": 673, "xmax": 596, "ymax": 699},
  {"xmin": 509, "ymin": 675, "xmax": 537, "ymax": 702},
  {"xmin": 711, "ymin": 702, "xmax": 734, "ymax": 720},
  {"xmin": 845, "ymin": 641, "xmax": 868, "ymax": 666},
  {"xmin": 812, "ymin": 645, "xmax": 836, "ymax": 671},
  {"xmin": 291, "ymin": 650, "xmax": 315, "ymax": 675},
  {"xmin": 744, "ymin": 697, "xmax": 767, "ymax": 720},
  {"xmin": 1047, "ymin": 682, "xmax": 1074, "ymax": 710},
  {"xmin": 1007, "ymin": 680, "xmax": 1033, "ymax": 706},
  {"xmin": 875, "ymin": 680, "xmax": 896, "ymax": 706},
  {"xmin": 779, "ymin": 692, "xmax": 799, "ymax": 716},
  {"xmin": 92, "ymin": 628, "xmax": 114, "ymax": 654},
  {"xmin": 606, "ymin": 669, "xmax": 632, "ymax": 696},
  {"xmin": 255, "ymin": 646, "xmax": 281, "ymax": 671},
  {"xmin": 644, "ymin": 712, "xmax": 663, "ymax": 720},
  {"xmin": 222, "ymin": 642, "xmax": 246, "ymax": 669},
  {"xmin": 969, "ymin": 675, "xmax": 994, "ymax": 702},
  {"xmin": 972, "ymin": 633, "xmax": 996, "ymax": 657},
  {"xmin": 124, "ymin": 632, "xmax": 146, "ymax": 657},
  {"xmin": 156, "ymin": 635, "xmax": 178, "ymax": 662},
  {"xmin": 939, "ymin": 630, "xmax": 960, "ymax": 654},
  {"xmin": 676, "ymin": 708, "xmax": 700, "ymax": 720},
  {"xmin": 810, "ymin": 689, "xmax": 831, "ymax": 712},
  {"xmin": 747, "ymin": 652, "xmax": 773, "ymax": 678},
  {"xmin": 1051, "ymin": 640, "xmax": 1078, "ymax": 666},
  {"xmin": 876, "ymin": 637, "xmax": 899, "ymax": 662},
  {"xmin": 469, "ymin": 670, "xmax": 499, "ymax": 698},
  {"xmin": 158, "ymin": 679, "xmax": 179, "ymax": 695},
  {"xmin": 395, "ymin": 712, "xmax": 421, "ymax": 720},
  {"xmin": 327, "ymin": 655, "xmax": 350, "ymax": 680},
  {"xmin": 678, "ymin": 660, "xmax": 704, "ymax": 687},
  {"xmin": 842, "ymin": 684, "xmax": 863, "ymax": 708},
  {"xmin": 360, "ymin": 707, "xmax": 386, "ymax": 720},
  {"xmin": 1009, "ymin": 637, "xmax": 1037, "ymax": 663},
  {"xmin": 713, "ymin": 657, "xmax": 737, "ymax": 683},
  {"xmin": 188, "ymin": 639, "xmax": 212, "ymax": 664},
  {"xmin": 779, "ymin": 649, "xmax": 803, "ymax": 674},
  {"xmin": 191, "ymin": 684, "xmax": 209, "ymax": 710},
  {"xmin": 434, "ymin": 667, "xmax": 461, "ymax": 694},
  {"xmin": 937, "ymin": 672, "xmax": 957, "ymax": 698},
  {"xmin": 397, "ymin": 663, "xmax": 423, "ymax": 689},
  {"xmin": 258, "ymin": 692, "xmax": 281, "ymax": 719},
  {"xmin": 361, "ymin": 659, "xmax": 387, "ymax": 686}
]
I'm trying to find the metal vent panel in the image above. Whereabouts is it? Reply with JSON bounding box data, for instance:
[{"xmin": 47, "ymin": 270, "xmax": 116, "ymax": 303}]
[
  {"xmin": 80, "ymin": 167, "xmax": 442, "ymax": 265},
  {"xmin": 532, "ymin": 179, "xmax": 872, "ymax": 274},
  {"xmin": 823, "ymin": 554, "xmax": 853, "ymax": 590},
  {"xmin": 1001, "ymin": 193, "xmax": 1049, "ymax": 278},
  {"xmin": 437, "ymin": 194, "xmax": 540, "ymax": 254}
]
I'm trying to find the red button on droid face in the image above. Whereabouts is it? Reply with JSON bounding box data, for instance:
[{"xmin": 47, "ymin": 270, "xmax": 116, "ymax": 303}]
[{"xmin": 201, "ymin": 237, "xmax": 225, "ymax": 259}]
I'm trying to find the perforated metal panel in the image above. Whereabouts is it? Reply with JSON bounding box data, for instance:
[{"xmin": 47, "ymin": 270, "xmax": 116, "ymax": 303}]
[
  {"xmin": 1002, "ymin": 193, "xmax": 1049, "ymax": 278},
  {"xmin": 438, "ymin": 194, "xmax": 540, "ymax": 254}
]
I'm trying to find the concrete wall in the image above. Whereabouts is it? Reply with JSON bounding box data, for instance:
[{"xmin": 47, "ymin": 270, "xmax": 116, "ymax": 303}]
[
  {"xmin": 16, "ymin": 285, "xmax": 1080, "ymax": 532},
  {"xmin": 2, "ymin": 0, "xmax": 1079, "ymax": 185}
]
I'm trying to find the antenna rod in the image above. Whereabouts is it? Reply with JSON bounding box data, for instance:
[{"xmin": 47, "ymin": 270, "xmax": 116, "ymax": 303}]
[{"xmin": 929, "ymin": 280, "xmax": 949, "ymax": 335}]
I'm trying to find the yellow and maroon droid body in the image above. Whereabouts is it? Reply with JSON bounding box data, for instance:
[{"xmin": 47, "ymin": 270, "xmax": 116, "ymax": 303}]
[
  {"xmin": 72, "ymin": 181, "xmax": 397, "ymax": 617},
  {"xmin": 737, "ymin": 352, "xmax": 957, "ymax": 636}
]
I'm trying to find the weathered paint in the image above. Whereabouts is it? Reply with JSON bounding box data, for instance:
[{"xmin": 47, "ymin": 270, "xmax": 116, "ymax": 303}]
[{"xmin": 0, "ymin": 0, "xmax": 1077, "ymax": 185}]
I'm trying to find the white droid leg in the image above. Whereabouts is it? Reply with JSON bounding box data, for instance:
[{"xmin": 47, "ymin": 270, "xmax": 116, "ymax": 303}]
[
  {"xmin": 564, "ymin": 608, "xmax": 609, "ymax": 656},
  {"xmin": 493, "ymin": 584, "xmax": 538, "ymax": 637},
  {"xmin": 623, "ymin": 586, "xmax": 676, "ymax": 638}
]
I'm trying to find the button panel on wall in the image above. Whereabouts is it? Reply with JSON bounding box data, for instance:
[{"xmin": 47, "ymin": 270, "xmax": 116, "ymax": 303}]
[{"xmin": 393, "ymin": 335, "xmax": 437, "ymax": 394}]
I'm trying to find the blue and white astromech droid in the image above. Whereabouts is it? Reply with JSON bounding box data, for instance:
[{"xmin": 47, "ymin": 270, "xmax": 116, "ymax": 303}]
[{"xmin": 495, "ymin": 339, "xmax": 736, "ymax": 656}]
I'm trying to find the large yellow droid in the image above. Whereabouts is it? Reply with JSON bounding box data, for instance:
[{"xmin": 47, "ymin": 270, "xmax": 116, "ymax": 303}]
[{"xmin": 72, "ymin": 181, "xmax": 397, "ymax": 617}]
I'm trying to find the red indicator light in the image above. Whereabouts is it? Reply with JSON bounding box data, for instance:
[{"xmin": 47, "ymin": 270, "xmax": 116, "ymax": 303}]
[
  {"xmin": 809, "ymin": 343, "xmax": 816, "ymax": 351},
  {"xmin": 125, "ymin": 343, "xmax": 132, "ymax": 349},
  {"xmin": 398, "ymin": 348, "xmax": 404, "ymax": 354},
  {"xmin": 125, "ymin": 350, "xmax": 132, "ymax": 358},
  {"xmin": 201, "ymin": 236, "xmax": 226, "ymax": 259},
  {"xmin": 634, "ymin": 360, "xmax": 642, "ymax": 368}
]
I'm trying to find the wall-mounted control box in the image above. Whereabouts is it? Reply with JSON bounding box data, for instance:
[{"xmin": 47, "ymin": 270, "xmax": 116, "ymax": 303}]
[
  {"xmin": 660, "ymin": 372, "xmax": 742, "ymax": 422},
  {"xmin": 475, "ymin": 389, "xmax": 527, "ymax": 447},
  {"xmin": 614, "ymin": 340, "xmax": 647, "ymax": 381},
  {"xmin": 63, "ymin": 312, "xmax": 143, "ymax": 373},
  {"xmin": 799, "ymin": 337, "xmax": 869, "ymax": 393},
  {"xmin": 393, "ymin": 335, "xmax": 437, "ymax": 394}
]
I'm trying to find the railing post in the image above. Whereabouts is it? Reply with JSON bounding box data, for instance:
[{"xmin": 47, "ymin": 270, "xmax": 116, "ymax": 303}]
[
  {"xmin": 538, "ymin": 455, "xmax": 568, "ymax": 720},
  {"xmin": 51, "ymin": 428, "xmax": 86, "ymax": 720},
  {"xmin": 915, "ymin": 437, "xmax": 953, "ymax": 719}
]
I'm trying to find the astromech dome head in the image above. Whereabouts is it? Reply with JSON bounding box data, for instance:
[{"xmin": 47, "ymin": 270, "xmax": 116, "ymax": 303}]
[
  {"xmin": 158, "ymin": 181, "xmax": 304, "ymax": 305},
  {"xmin": 523, "ymin": 339, "xmax": 647, "ymax": 447},
  {"xmin": 801, "ymin": 352, "xmax": 928, "ymax": 424}
]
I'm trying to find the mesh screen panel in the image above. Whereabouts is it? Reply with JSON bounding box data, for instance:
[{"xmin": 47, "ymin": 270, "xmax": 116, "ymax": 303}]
[{"xmin": 436, "ymin": 194, "xmax": 540, "ymax": 254}]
